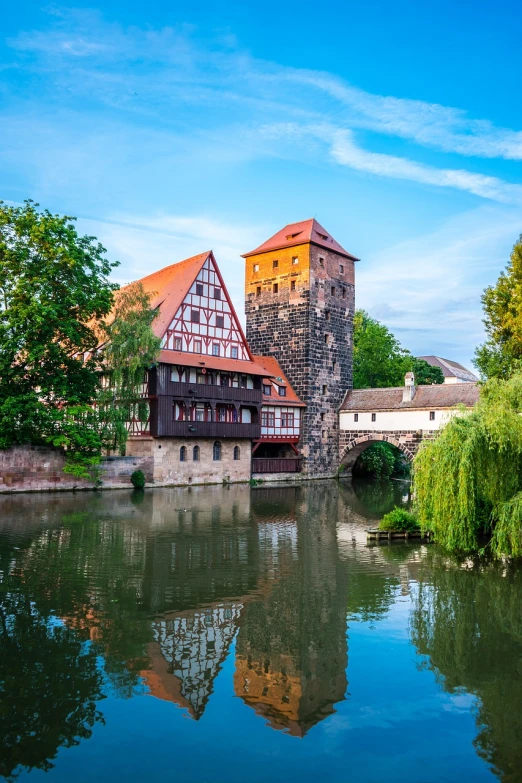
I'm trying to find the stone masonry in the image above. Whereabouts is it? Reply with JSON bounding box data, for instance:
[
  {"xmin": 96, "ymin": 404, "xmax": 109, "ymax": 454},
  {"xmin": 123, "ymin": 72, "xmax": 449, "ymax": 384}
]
[
  {"xmin": 339, "ymin": 429, "xmax": 436, "ymax": 475},
  {"xmin": 245, "ymin": 241, "xmax": 355, "ymax": 477}
]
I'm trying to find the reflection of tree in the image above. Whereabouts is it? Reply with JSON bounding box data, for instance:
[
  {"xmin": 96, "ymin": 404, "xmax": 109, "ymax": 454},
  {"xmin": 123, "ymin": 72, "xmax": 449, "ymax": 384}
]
[
  {"xmin": 341, "ymin": 477, "xmax": 410, "ymax": 519},
  {"xmin": 410, "ymin": 554, "xmax": 522, "ymax": 782},
  {"xmin": 0, "ymin": 589, "xmax": 104, "ymax": 781}
]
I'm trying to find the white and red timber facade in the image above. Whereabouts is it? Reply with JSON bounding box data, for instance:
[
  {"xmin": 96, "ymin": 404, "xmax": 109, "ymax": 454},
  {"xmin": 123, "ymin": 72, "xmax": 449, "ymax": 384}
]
[{"xmin": 125, "ymin": 250, "xmax": 305, "ymax": 484}]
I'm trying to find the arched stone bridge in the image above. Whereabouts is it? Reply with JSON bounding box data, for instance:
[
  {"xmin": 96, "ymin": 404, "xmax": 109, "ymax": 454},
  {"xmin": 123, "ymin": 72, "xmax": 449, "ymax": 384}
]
[{"xmin": 339, "ymin": 430, "xmax": 428, "ymax": 475}]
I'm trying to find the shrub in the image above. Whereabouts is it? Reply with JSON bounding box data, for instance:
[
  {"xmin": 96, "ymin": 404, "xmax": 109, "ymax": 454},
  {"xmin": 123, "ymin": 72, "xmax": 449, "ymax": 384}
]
[
  {"xmin": 379, "ymin": 507, "xmax": 420, "ymax": 533},
  {"xmin": 131, "ymin": 470, "xmax": 145, "ymax": 489}
]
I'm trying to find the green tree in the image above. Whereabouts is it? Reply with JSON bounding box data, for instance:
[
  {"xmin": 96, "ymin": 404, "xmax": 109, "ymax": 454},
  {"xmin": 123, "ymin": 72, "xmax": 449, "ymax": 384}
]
[
  {"xmin": 0, "ymin": 200, "xmax": 118, "ymax": 449},
  {"xmin": 414, "ymin": 373, "xmax": 522, "ymax": 556},
  {"xmin": 353, "ymin": 310, "xmax": 444, "ymax": 388},
  {"xmin": 474, "ymin": 234, "xmax": 522, "ymax": 380}
]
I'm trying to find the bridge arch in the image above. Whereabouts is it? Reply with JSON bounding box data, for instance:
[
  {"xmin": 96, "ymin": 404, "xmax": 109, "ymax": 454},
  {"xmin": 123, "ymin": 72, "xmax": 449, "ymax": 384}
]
[{"xmin": 339, "ymin": 434, "xmax": 416, "ymax": 475}]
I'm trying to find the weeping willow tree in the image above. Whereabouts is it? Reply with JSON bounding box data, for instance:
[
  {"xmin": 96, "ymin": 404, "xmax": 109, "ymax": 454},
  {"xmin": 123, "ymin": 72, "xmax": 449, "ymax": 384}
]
[{"xmin": 414, "ymin": 374, "xmax": 522, "ymax": 556}]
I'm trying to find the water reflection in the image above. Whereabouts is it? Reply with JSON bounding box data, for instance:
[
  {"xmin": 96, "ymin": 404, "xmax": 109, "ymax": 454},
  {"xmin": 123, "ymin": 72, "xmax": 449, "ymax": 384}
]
[{"xmin": 0, "ymin": 483, "xmax": 520, "ymax": 782}]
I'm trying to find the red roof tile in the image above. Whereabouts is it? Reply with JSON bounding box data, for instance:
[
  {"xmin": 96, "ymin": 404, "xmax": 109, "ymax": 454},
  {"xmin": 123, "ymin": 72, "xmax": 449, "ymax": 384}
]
[
  {"xmin": 158, "ymin": 350, "xmax": 270, "ymax": 377},
  {"xmin": 242, "ymin": 219, "xmax": 359, "ymax": 261},
  {"xmin": 253, "ymin": 355, "xmax": 305, "ymax": 406}
]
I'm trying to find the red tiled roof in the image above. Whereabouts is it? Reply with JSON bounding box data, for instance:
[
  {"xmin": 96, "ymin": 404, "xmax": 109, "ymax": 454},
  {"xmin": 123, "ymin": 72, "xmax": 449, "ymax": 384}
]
[
  {"xmin": 158, "ymin": 350, "xmax": 270, "ymax": 377},
  {"xmin": 242, "ymin": 219, "xmax": 359, "ymax": 261},
  {"xmin": 253, "ymin": 355, "xmax": 305, "ymax": 406},
  {"xmin": 340, "ymin": 383, "xmax": 479, "ymax": 411},
  {"xmin": 121, "ymin": 251, "xmax": 210, "ymax": 339}
]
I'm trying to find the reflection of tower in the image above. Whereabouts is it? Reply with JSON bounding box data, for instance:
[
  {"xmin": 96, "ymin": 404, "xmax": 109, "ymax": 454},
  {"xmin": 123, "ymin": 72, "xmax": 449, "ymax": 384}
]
[
  {"xmin": 143, "ymin": 603, "xmax": 243, "ymax": 719},
  {"xmin": 234, "ymin": 485, "xmax": 348, "ymax": 736}
]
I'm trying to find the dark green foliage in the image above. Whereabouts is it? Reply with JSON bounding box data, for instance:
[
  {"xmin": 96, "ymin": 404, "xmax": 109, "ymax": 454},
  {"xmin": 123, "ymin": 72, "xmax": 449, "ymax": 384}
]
[
  {"xmin": 414, "ymin": 374, "xmax": 522, "ymax": 556},
  {"xmin": 379, "ymin": 506, "xmax": 420, "ymax": 532},
  {"xmin": 354, "ymin": 310, "xmax": 444, "ymax": 389},
  {"xmin": 353, "ymin": 442, "xmax": 410, "ymax": 478},
  {"xmin": 0, "ymin": 200, "xmax": 118, "ymax": 450},
  {"xmin": 474, "ymin": 234, "xmax": 522, "ymax": 380},
  {"xmin": 131, "ymin": 470, "xmax": 145, "ymax": 489}
]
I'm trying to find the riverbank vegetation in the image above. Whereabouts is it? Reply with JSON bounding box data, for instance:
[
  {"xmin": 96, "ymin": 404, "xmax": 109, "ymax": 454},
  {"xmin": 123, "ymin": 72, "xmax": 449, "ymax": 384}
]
[
  {"xmin": 379, "ymin": 507, "xmax": 420, "ymax": 533},
  {"xmin": 0, "ymin": 201, "xmax": 160, "ymax": 479}
]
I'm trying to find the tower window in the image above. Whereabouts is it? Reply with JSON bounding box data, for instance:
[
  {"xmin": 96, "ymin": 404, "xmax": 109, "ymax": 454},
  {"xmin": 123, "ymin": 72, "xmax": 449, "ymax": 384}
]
[
  {"xmin": 290, "ymin": 280, "xmax": 296, "ymax": 291},
  {"xmin": 292, "ymin": 256, "xmax": 298, "ymax": 265},
  {"xmin": 342, "ymin": 288, "xmax": 346, "ymax": 299},
  {"xmin": 322, "ymin": 430, "xmax": 326, "ymax": 439},
  {"xmin": 371, "ymin": 413, "xmax": 377, "ymax": 422},
  {"xmin": 214, "ymin": 287, "xmax": 221, "ymax": 299},
  {"xmin": 191, "ymin": 309, "xmax": 199, "ymax": 323},
  {"xmin": 273, "ymin": 283, "xmax": 278, "ymax": 294},
  {"xmin": 256, "ymin": 286, "xmax": 261, "ymax": 297},
  {"xmin": 430, "ymin": 411, "xmax": 436, "ymax": 421},
  {"xmin": 321, "ymin": 412, "xmax": 325, "ymax": 421},
  {"xmin": 319, "ymin": 257, "xmax": 325, "ymax": 267},
  {"xmin": 273, "ymin": 259, "xmax": 279, "ymax": 268},
  {"xmin": 322, "ymin": 385, "xmax": 328, "ymax": 395},
  {"xmin": 325, "ymin": 310, "xmax": 331, "ymax": 321},
  {"xmin": 216, "ymin": 315, "xmax": 224, "ymax": 328},
  {"xmin": 253, "ymin": 264, "xmax": 259, "ymax": 273},
  {"xmin": 354, "ymin": 413, "xmax": 358, "ymax": 422},
  {"xmin": 339, "ymin": 264, "xmax": 344, "ymax": 274},
  {"xmin": 196, "ymin": 283, "xmax": 204, "ymax": 295},
  {"xmin": 212, "ymin": 343, "xmax": 220, "ymax": 356},
  {"xmin": 324, "ymin": 334, "xmax": 329, "ymax": 344},
  {"xmin": 331, "ymin": 286, "xmax": 336, "ymax": 296}
]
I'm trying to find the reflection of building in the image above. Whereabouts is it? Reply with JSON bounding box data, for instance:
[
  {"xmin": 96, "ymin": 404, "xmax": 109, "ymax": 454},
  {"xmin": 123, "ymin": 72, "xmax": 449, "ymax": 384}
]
[
  {"xmin": 234, "ymin": 486, "xmax": 348, "ymax": 736},
  {"xmin": 142, "ymin": 603, "xmax": 243, "ymax": 719}
]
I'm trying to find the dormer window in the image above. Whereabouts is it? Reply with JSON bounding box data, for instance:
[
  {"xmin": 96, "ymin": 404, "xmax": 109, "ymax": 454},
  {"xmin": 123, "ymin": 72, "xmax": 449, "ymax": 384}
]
[
  {"xmin": 286, "ymin": 232, "xmax": 302, "ymax": 240},
  {"xmin": 278, "ymin": 385, "xmax": 286, "ymax": 397},
  {"xmin": 263, "ymin": 384, "xmax": 272, "ymax": 395},
  {"xmin": 318, "ymin": 232, "xmax": 328, "ymax": 240}
]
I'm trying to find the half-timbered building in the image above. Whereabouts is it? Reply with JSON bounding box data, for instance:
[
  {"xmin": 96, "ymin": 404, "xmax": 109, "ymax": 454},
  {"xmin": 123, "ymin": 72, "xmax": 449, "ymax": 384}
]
[{"xmin": 126, "ymin": 251, "xmax": 274, "ymax": 485}]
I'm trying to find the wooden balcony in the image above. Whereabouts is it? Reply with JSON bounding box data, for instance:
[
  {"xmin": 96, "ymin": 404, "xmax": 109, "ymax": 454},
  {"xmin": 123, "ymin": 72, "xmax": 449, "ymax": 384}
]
[
  {"xmin": 252, "ymin": 458, "xmax": 303, "ymax": 474},
  {"xmin": 165, "ymin": 380, "xmax": 262, "ymax": 404},
  {"xmin": 157, "ymin": 420, "xmax": 261, "ymax": 439}
]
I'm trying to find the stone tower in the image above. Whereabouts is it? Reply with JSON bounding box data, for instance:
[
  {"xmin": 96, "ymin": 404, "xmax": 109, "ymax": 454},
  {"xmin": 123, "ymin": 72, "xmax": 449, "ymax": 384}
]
[{"xmin": 243, "ymin": 219, "xmax": 358, "ymax": 476}]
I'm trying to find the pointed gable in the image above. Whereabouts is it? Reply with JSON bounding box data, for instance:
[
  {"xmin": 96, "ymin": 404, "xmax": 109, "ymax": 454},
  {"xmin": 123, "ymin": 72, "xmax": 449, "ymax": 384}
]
[{"xmin": 242, "ymin": 219, "xmax": 359, "ymax": 261}]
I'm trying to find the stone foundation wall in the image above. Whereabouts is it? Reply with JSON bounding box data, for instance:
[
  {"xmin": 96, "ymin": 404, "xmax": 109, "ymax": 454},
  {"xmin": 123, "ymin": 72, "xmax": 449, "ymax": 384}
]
[
  {"xmin": 0, "ymin": 445, "xmax": 153, "ymax": 493},
  {"xmin": 126, "ymin": 437, "xmax": 252, "ymax": 486}
]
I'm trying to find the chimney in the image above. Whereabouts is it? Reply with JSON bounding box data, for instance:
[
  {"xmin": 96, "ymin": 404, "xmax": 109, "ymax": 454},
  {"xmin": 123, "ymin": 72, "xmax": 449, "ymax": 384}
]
[{"xmin": 403, "ymin": 372, "xmax": 416, "ymax": 402}]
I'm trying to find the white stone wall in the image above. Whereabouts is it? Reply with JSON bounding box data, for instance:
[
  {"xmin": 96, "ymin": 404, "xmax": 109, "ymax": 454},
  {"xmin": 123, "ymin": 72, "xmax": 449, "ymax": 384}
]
[{"xmin": 339, "ymin": 407, "xmax": 463, "ymax": 433}]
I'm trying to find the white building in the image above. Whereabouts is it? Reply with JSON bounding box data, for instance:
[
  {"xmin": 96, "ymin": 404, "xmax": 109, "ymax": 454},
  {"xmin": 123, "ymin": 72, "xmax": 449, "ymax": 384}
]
[{"xmin": 417, "ymin": 355, "xmax": 478, "ymax": 384}]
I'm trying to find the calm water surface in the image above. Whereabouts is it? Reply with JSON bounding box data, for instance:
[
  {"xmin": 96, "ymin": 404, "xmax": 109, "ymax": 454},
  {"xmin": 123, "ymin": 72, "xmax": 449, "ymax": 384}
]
[{"xmin": 0, "ymin": 480, "xmax": 520, "ymax": 783}]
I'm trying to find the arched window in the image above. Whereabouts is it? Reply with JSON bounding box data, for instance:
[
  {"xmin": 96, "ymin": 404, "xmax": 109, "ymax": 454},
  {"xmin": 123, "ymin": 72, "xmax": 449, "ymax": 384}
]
[
  {"xmin": 180, "ymin": 446, "xmax": 187, "ymax": 462},
  {"xmin": 193, "ymin": 445, "xmax": 200, "ymax": 462},
  {"xmin": 213, "ymin": 441, "xmax": 221, "ymax": 461},
  {"xmin": 233, "ymin": 446, "xmax": 240, "ymax": 461}
]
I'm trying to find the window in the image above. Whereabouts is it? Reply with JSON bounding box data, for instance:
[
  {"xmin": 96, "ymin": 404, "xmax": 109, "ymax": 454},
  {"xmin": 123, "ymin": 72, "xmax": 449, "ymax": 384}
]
[
  {"xmin": 324, "ymin": 334, "xmax": 329, "ymax": 344},
  {"xmin": 319, "ymin": 257, "xmax": 324, "ymax": 267},
  {"xmin": 331, "ymin": 286, "xmax": 336, "ymax": 296},
  {"xmin": 321, "ymin": 412, "xmax": 325, "ymax": 421},
  {"xmin": 196, "ymin": 282, "xmax": 204, "ymax": 295},
  {"xmin": 180, "ymin": 446, "xmax": 187, "ymax": 462},
  {"xmin": 194, "ymin": 339, "xmax": 202, "ymax": 353},
  {"xmin": 278, "ymin": 385, "xmax": 286, "ymax": 397},
  {"xmin": 174, "ymin": 336, "xmax": 182, "ymax": 350},
  {"xmin": 240, "ymin": 374, "xmax": 247, "ymax": 388},
  {"xmin": 292, "ymin": 256, "xmax": 298, "ymax": 265},
  {"xmin": 231, "ymin": 346, "xmax": 238, "ymax": 359},
  {"xmin": 430, "ymin": 411, "xmax": 436, "ymax": 421},
  {"xmin": 342, "ymin": 288, "xmax": 346, "ymax": 299},
  {"xmin": 214, "ymin": 287, "xmax": 221, "ymax": 300},
  {"xmin": 322, "ymin": 385, "xmax": 328, "ymax": 395},
  {"xmin": 212, "ymin": 343, "xmax": 220, "ymax": 356},
  {"xmin": 196, "ymin": 371, "xmax": 208, "ymax": 385},
  {"xmin": 281, "ymin": 412, "xmax": 294, "ymax": 427},
  {"xmin": 218, "ymin": 407, "xmax": 226, "ymax": 422},
  {"xmin": 213, "ymin": 441, "xmax": 222, "ymax": 461},
  {"xmin": 191, "ymin": 309, "xmax": 199, "ymax": 323},
  {"xmin": 263, "ymin": 384, "xmax": 272, "ymax": 395},
  {"xmin": 216, "ymin": 315, "xmax": 224, "ymax": 328},
  {"xmin": 195, "ymin": 406, "xmax": 205, "ymax": 421},
  {"xmin": 273, "ymin": 283, "xmax": 278, "ymax": 294},
  {"xmin": 322, "ymin": 430, "xmax": 326, "ymax": 439},
  {"xmin": 339, "ymin": 264, "xmax": 344, "ymax": 274},
  {"xmin": 256, "ymin": 286, "xmax": 261, "ymax": 297},
  {"xmin": 220, "ymin": 374, "xmax": 229, "ymax": 387},
  {"xmin": 193, "ymin": 445, "xmax": 200, "ymax": 461},
  {"xmin": 262, "ymin": 411, "xmax": 275, "ymax": 427},
  {"xmin": 371, "ymin": 413, "xmax": 377, "ymax": 422},
  {"xmin": 354, "ymin": 413, "xmax": 358, "ymax": 422},
  {"xmin": 273, "ymin": 259, "xmax": 279, "ymax": 268},
  {"xmin": 290, "ymin": 280, "xmax": 296, "ymax": 291},
  {"xmin": 325, "ymin": 310, "xmax": 331, "ymax": 321},
  {"xmin": 253, "ymin": 263, "xmax": 259, "ymax": 273},
  {"xmin": 233, "ymin": 445, "xmax": 240, "ymax": 461}
]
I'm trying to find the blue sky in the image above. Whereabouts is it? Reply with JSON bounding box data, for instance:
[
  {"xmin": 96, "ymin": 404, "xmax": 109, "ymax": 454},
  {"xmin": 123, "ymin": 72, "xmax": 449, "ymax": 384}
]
[{"xmin": 1, "ymin": 1, "xmax": 521, "ymax": 369}]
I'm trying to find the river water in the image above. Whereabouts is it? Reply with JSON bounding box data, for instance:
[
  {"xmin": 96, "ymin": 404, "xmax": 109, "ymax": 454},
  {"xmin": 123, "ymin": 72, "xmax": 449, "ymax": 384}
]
[{"xmin": 0, "ymin": 481, "xmax": 520, "ymax": 783}]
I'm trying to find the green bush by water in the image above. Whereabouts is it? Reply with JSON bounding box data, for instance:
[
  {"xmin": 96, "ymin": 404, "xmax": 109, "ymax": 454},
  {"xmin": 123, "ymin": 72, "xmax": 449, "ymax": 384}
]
[
  {"xmin": 379, "ymin": 507, "xmax": 420, "ymax": 533},
  {"xmin": 131, "ymin": 470, "xmax": 145, "ymax": 489}
]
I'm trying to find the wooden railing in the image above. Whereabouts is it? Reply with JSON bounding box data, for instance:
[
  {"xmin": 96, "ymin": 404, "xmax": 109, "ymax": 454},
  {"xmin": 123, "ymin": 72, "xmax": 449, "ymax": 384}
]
[
  {"xmin": 159, "ymin": 421, "xmax": 261, "ymax": 439},
  {"xmin": 160, "ymin": 380, "xmax": 262, "ymax": 404},
  {"xmin": 252, "ymin": 458, "xmax": 302, "ymax": 474}
]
